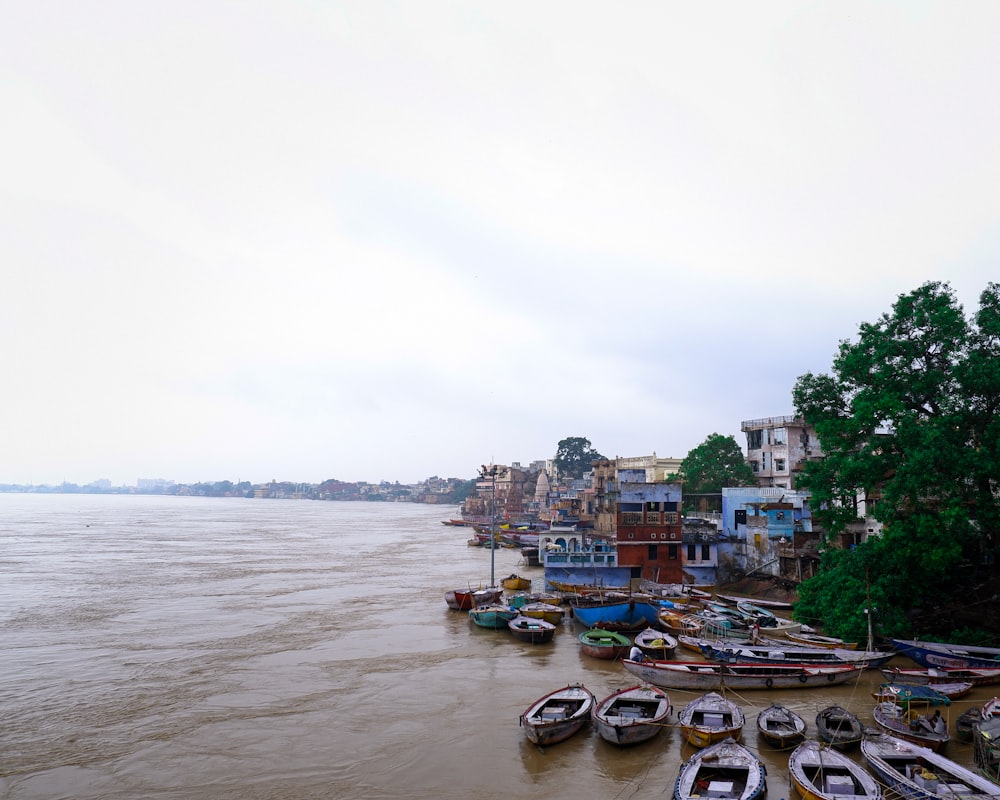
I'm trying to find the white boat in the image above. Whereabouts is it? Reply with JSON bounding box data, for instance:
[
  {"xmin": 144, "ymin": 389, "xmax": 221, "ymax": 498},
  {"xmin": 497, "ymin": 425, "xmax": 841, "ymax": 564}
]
[
  {"xmin": 674, "ymin": 737, "xmax": 766, "ymax": 800},
  {"xmin": 519, "ymin": 684, "xmax": 595, "ymax": 746},
  {"xmin": 591, "ymin": 684, "xmax": 672, "ymax": 745},
  {"xmin": 623, "ymin": 658, "xmax": 861, "ymax": 691},
  {"xmin": 861, "ymin": 731, "xmax": 1000, "ymax": 800},
  {"xmin": 789, "ymin": 740, "xmax": 883, "ymax": 800}
]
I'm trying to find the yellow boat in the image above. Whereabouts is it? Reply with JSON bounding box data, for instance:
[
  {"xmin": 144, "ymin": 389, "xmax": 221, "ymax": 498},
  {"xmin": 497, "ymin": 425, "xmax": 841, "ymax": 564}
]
[{"xmin": 501, "ymin": 573, "xmax": 532, "ymax": 591}]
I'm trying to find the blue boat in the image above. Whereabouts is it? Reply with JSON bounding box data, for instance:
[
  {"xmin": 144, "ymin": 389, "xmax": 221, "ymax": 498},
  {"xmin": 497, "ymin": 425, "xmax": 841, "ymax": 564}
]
[
  {"xmin": 468, "ymin": 604, "xmax": 517, "ymax": 629},
  {"xmin": 891, "ymin": 638, "xmax": 1000, "ymax": 670},
  {"xmin": 569, "ymin": 599, "xmax": 664, "ymax": 632}
]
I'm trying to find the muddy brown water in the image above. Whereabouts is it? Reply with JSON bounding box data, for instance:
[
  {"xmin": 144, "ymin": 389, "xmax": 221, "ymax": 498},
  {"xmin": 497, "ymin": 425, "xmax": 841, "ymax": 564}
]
[{"xmin": 0, "ymin": 494, "xmax": 990, "ymax": 799}]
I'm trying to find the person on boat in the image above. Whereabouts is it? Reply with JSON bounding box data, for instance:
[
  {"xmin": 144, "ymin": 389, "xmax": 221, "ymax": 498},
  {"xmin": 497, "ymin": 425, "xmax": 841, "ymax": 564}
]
[
  {"xmin": 930, "ymin": 709, "xmax": 946, "ymax": 734},
  {"xmin": 629, "ymin": 645, "xmax": 644, "ymax": 662},
  {"xmin": 750, "ymin": 621, "xmax": 761, "ymax": 644}
]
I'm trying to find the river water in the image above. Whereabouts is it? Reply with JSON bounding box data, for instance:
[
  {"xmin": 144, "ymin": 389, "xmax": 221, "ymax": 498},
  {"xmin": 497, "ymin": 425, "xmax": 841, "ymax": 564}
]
[{"xmin": 0, "ymin": 494, "xmax": 990, "ymax": 799}]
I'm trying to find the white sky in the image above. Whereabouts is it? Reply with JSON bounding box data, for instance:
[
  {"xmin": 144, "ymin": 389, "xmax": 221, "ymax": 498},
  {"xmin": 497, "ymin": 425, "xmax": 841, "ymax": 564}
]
[{"xmin": 2, "ymin": 2, "xmax": 998, "ymax": 486}]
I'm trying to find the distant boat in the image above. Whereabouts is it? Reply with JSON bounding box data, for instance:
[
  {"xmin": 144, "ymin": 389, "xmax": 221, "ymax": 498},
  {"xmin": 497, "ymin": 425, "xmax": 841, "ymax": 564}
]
[
  {"xmin": 786, "ymin": 630, "xmax": 859, "ymax": 650},
  {"xmin": 633, "ymin": 627, "xmax": 678, "ymax": 659},
  {"xmin": 500, "ymin": 573, "xmax": 532, "ymax": 591},
  {"xmin": 519, "ymin": 684, "xmax": 595, "ymax": 746},
  {"xmin": 623, "ymin": 659, "xmax": 860, "ymax": 691},
  {"xmin": 591, "ymin": 684, "xmax": 672, "ymax": 746},
  {"xmin": 578, "ymin": 628, "xmax": 631, "ymax": 660},
  {"xmin": 789, "ymin": 740, "xmax": 882, "ymax": 800},
  {"xmin": 872, "ymin": 699, "xmax": 950, "ymax": 752},
  {"xmin": 674, "ymin": 737, "xmax": 765, "ymax": 800},
  {"xmin": 756, "ymin": 702, "xmax": 807, "ymax": 748},
  {"xmin": 700, "ymin": 641, "xmax": 894, "ymax": 669},
  {"xmin": 468, "ymin": 604, "xmax": 517, "ymax": 629},
  {"xmin": 714, "ymin": 593, "xmax": 794, "ymax": 611},
  {"xmin": 862, "ymin": 731, "xmax": 1000, "ymax": 800},
  {"xmin": 890, "ymin": 638, "xmax": 1000, "ymax": 670},
  {"xmin": 507, "ymin": 615, "xmax": 556, "ymax": 644},
  {"xmin": 569, "ymin": 598, "xmax": 661, "ymax": 632},
  {"xmin": 816, "ymin": 705, "xmax": 864, "ymax": 751},
  {"xmin": 880, "ymin": 665, "xmax": 1000, "ymax": 687},
  {"xmin": 445, "ymin": 586, "xmax": 502, "ymax": 610},
  {"xmin": 519, "ymin": 602, "xmax": 565, "ymax": 625},
  {"xmin": 677, "ymin": 690, "xmax": 744, "ymax": 748}
]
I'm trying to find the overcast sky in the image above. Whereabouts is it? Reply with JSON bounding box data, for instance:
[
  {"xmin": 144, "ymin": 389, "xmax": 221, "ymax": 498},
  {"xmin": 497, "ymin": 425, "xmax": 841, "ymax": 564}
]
[{"xmin": 2, "ymin": 2, "xmax": 998, "ymax": 487}]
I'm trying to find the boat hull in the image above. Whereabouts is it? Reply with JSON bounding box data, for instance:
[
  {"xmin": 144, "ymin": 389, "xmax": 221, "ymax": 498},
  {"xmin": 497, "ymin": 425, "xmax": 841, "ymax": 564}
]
[
  {"xmin": 674, "ymin": 737, "xmax": 765, "ymax": 800},
  {"xmin": 789, "ymin": 740, "xmax": 882, "ymax": 800},
  {"xmin": 862, "ymin": 731, "xmax": 1000, "ymax": 800},
  {"xmin": 445, "ymin": 587, "xmax": 502, "ymax": 610},
  {"xmin": 578, "ymin": 629, "xmax": 631, "ymax": 660},
  {"xmin": 592, "ymin": 685, "xmax": 672, "ymax": 746},
  {"xmin": 891, "ymin": 638, "xmax": 1000, "ymax": 670},
  {"xmin": 756, "ymin": 703, "xmax": 807, "ymax": 748},
  {"xmin": 520, "ymin": 684, "xmax": 595, "ymax": 746},
  {"xmin": 507, "ymin": 616, "xmax": 556, "ymax": 644},
  {"xmin": 623, "ymin": 659, "xmax": 860, "ymax": 691},
  {"xmin": 816, "ymin": 705, "xmax": 864, "ymax": 751},
  {"xmin": 678, "ymin": 691, "xmax": 744, "ymax": 748}
]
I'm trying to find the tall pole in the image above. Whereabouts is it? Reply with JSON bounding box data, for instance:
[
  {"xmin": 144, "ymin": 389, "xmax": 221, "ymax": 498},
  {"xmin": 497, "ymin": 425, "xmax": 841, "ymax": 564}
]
[{"xmin": 479, "ymin": 463, "xmax": 506, "ymax": 588}]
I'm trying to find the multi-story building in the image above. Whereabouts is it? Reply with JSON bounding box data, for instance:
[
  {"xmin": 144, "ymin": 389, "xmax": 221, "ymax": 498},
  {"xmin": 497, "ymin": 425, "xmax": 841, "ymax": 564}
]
[{"xmin": 741, "ymin": 415, "xmax": 822, "ymax": 489}]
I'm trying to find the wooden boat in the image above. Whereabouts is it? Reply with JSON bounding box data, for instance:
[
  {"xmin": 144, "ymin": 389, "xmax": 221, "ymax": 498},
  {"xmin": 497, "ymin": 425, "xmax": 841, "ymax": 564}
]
[
  {"xmin": 787, "ymin": 630, "xmax": 859, "ymax": 650},
  {"xmin": 445, "ymin": 586, "xmax": 502, "ymax": 610},
  {"xmin": 789, "ymin": 739, "xmax": 883, "ymax": 800},
  {"xmin": 674, "ymin": 737, "xmax": 766, "ymax": 800},
  {"xmin": 862, "ymin": 731, "xmax": 1000, "ymax": 800},
  {"xmin": 880, "ymin": 665, "xmax": 1000, "ymax": 687},
  {"xmin": 875, "ymin": 681, "xmax": 972, "ymax": 702},
  {"xmin": 659, "ymin": 608, "xmax": 705, "ymax": 635},
  {"xmin": 468, "ymin": 604, "xmax": 517, "ymax": 629},
  {"xmin": 500, "ymin": 573, "xmax": 532, "ymax": 591},
  {"xmin": 700, "ymin": 641, "xmax": 894, "ymax": 669},
  {"xmin": 519, "ymin": 602, "xmax": 565, "ymax": 625},
  {"xmin": 981, "ymin": 697, "xmax": 1000, "ymax": 719},
  {"xmin": 634, "ymin": 627, "xmax": 678, "ymax": 659},
  {"xmin": 872, "ymin": 700, "xmax": 950, "ymax": 752},
  {"xmin": 957, "ymin": 706, "xmax": 983, "ymax": 743},
  {"xmin": 507, "ymin": 615, "xmax": 556, "ymax": 644},
  {"xmin": 623, "ymin": 659, "xmax": 860, "ymax": 691},
  {"xmin": 519, "ymin": 684, "xmax": 596, "ymax": 746},
  {"xmin": 578, "ymin": 628, "xmax": 631, "ymax": 660},
  {"xmin": 591, "ymin": 684, "xmax": 672, "ymax": 745},
  {"xmin": 756, "ymin": 702, "xmax": 807, "ymax": 748},
  {"xmin": 714, "ymin": 593, "xmax": 794, "ymax": 611},
  {"xmin": 677, "ymin": 691, "xmax": 744, "ymax": 748},
  {"xmin": 890, "ymin": 638, "xmax": 1000, "ymax": 670},
  {"xmin": 569, "ymin": 598, "xmax": 660, "ymax": 632},
  {"xmin": 816, "ymin": 705, "xmax": 864, "ymax": 751},
  {"xmin": 973, "ymin": 710, "xmax": 1000, "ymax": 782}
]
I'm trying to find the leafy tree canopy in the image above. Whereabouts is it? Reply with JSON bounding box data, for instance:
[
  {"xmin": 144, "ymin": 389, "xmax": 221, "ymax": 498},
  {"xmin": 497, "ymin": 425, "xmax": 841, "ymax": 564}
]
[
  {"xmin": 553, "ymin": 437, "xmax": 605, "ymax": 480},
  {"xmin": 792, "ymin": 281, "xmax": 1000, "ymax": 641},
  {"xmin": 676, "ymin": 433, "xmax": 756, "ymax": 495}
]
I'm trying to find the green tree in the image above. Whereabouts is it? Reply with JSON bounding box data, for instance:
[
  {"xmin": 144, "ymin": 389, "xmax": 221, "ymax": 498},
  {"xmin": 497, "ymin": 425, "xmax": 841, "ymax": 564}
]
[
  {"xmin": 792, "ymin": 281, "xmax": 1000, "ymax": 641},
  {"xmin": 553, "ymin": 437, "xmax": 605, "ymax": 480},
  {"xmin": 676, "ymin": 433, "xmax": 756, "ymax": 498}
]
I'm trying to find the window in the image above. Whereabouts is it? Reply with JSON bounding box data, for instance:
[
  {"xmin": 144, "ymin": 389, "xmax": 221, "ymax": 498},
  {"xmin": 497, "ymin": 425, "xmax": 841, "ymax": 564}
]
[
  {"xmin": 687, "ymin": 544, "xmax": 696, "ymax": 561},
  {"xmin": 747, "ymin": 430, "xmax": 762, "ymax": 449},
  {"xmin": 762, "ymin": 452, "xmax": 772, "ymax": 470},
  {"xmin": 668, "ymin": 544, "xmax": 678, "ymax": 560},
  {"xmin": 648, "ymin": 544, "xmax": 657, "ymax": 560},
  {"xmin": 775, "ymin": 458, "xmax": 786, "ymax": 472},
  {"xmin": 701, "ymin": 544, "xmax": 711, "ymax": 560},
  {"xmin": 773, "ymin": 428, "xmax": 787, "ymax": 445},
  {"xmin": 750, "ymin": 460, "xmax": 760, "ymax": 473}
]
